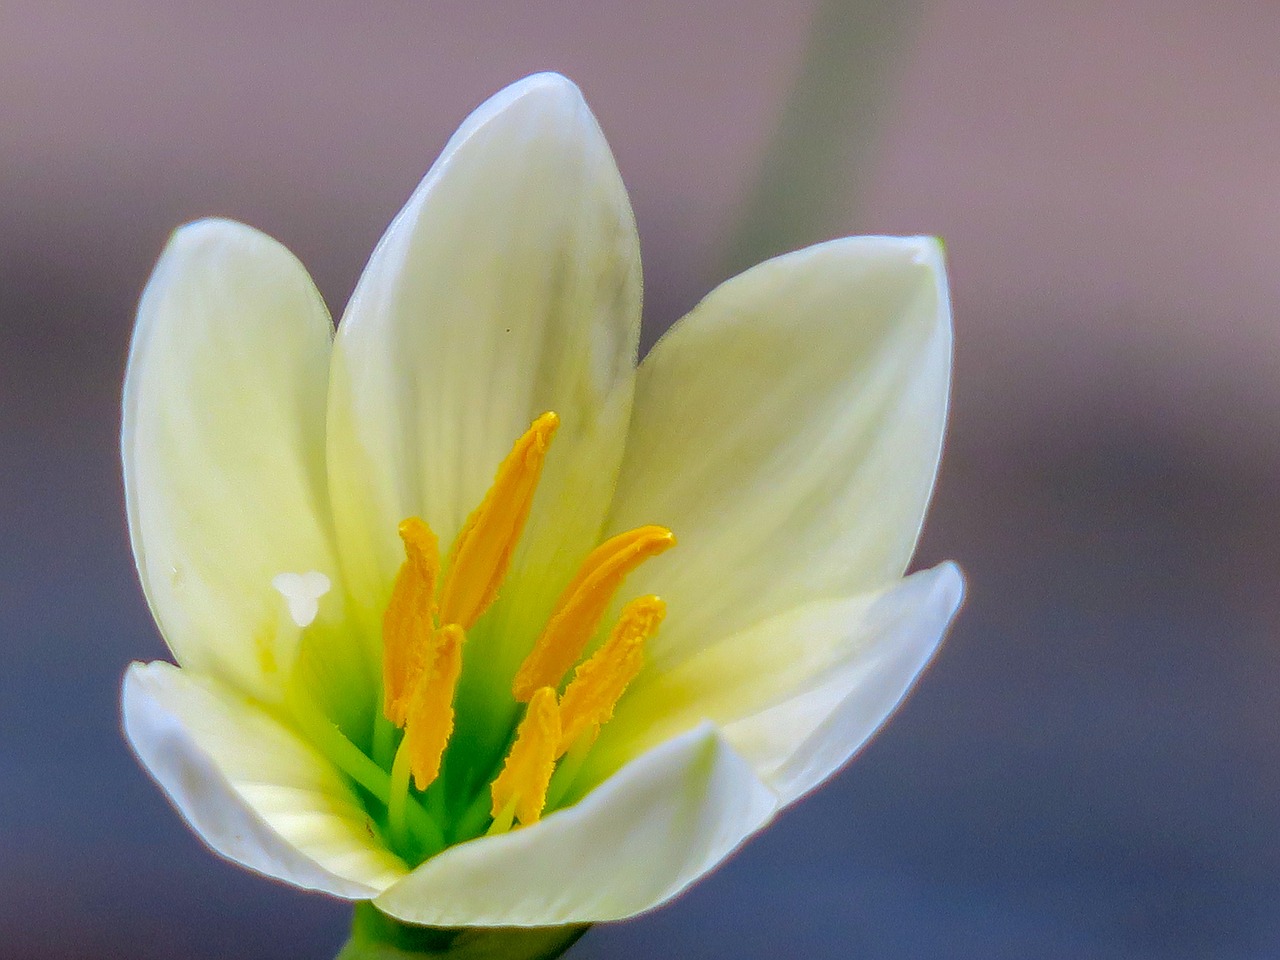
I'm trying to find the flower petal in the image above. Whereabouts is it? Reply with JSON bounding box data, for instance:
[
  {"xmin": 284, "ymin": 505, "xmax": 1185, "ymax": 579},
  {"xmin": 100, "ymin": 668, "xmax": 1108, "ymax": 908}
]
[
  {"xmin": 374, "ymin": 725, "xmax": 777, "ymax": 926},
  {"xmin": 122, "ymin": 661, "xmax": 408, "ymax": 898},
  {"xmin": 590, "ymin": 564, "xmax": 963, "ymax": 805},
  {"xmin": 327, "ymin": 73, "xmax": 642, "ymax": 665},
  {"xmin": 607, "ymin": 236, "xmax": 952, "ymax": 659},
  {"xmin": 122, "ymin": 219, "xmax": 343, "ymax": 702}
]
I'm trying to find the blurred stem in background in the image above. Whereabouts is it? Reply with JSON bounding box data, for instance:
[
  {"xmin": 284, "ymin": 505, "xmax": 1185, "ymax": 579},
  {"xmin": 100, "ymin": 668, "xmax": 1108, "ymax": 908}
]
[{"xmin": 722, "ymin": 0, "xmax": 918, "ymax": 276}]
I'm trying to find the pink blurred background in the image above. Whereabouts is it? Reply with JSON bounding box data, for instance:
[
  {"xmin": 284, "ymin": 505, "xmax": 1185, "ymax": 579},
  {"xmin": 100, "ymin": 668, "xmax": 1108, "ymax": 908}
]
[{"xmin": 2, "ymin": 1, "xmax": 1278, "ymax": 957}]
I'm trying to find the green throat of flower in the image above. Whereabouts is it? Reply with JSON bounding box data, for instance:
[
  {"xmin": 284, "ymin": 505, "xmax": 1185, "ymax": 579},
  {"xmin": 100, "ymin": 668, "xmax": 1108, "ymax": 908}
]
[{"xmin": 281, "ymin": 412, "xmax": 674, "ymax": 868}]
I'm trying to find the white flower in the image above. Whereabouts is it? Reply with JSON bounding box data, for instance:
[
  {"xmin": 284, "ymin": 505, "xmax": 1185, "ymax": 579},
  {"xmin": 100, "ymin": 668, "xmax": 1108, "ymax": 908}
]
[{"xmin": 120, "ymin": 72, "xmax": 962, "ymax": 928}]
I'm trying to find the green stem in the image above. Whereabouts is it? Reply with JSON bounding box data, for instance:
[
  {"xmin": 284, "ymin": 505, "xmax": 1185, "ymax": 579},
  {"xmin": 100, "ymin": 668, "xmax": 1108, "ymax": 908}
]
[
  {"xmin": 449, "ymin": 721, "xmax": 522, "ymax": 843},
  {"xmin": 336, "ymin": 903, "xmax": 588, "ymax": 960},
  {"xmin": 454, "ymin": 782, "xmax": 498, "ymax": 844},
  {"xmin": 485, "ymin": 798, "xmax": 517, "ymax": 837},
  {"xmin": 721, "ymin": 0, "xmax": 919, "ymax": 275},
  {"xmin": 373, "ymin": 709, "xmax": 397, "ymax": 771},
  {"xmin": 286, "ymin": 682, "xmax": 446, "ymax": 859},
  {"xmin": 388, "ymin": 736, "xmax": 414, "ymax": 852},
  {"xmin": 426, "ymin": 767, "xmax": 449, "ymax": 824},
  {"xmin": 542, "ymin": 738, "xmax": 592, "ymax": 813}
]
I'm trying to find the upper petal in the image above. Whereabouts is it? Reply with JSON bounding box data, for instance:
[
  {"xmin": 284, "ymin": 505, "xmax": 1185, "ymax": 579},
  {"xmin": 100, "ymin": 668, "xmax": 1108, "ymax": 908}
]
[
  {"xmin": 122, "ymin": 220, "xmax": 343, "ymax": 701},
  {"xmin": 607, "ymin": 236, "xmax": 952, "ymax": 659},
  {"xmin": 374, "ymin": 725, "xmax": 777, "ymax": 926},
  {"xmin": 590, "ymin": 563, "xmax": 964, "ymax": 804},
  {"xmin": 326, "ymin": 73, "xmax": 642, "ymax": 670},
  {"xmin": 122, "ymin": 661, "xmax": 409, "ymax": 898}
]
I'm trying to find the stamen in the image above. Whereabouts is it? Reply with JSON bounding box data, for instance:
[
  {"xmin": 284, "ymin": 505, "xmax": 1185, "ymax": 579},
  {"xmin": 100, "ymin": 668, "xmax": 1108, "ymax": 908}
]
[
  {"xmin": 438, "ymin": 412, "xmax": 559, "ymax": 630},
  {"xmin": 557, "ymin": 596, "xmax": 664, "ymax": 756},
  {"xmin": 489, "ymin": 686, "xmax": 561, "ymax": 827},
  {"xmin": 382, "ymin": 518, "xmax": 440, "ymax": 726},
  {"xmin": 512, "ymin": 526, "xmax": 675, "ymax": 701},
  {"xmin": 271, "ymin": 571, "xmax": 331, "ymax": 628},
  {"xmin": 402, "ymin": 624, "xmax": 465, "ymax": 791},
  {"xmin": 371, "ymin": 413, "xmax": 676, "ymax": 849}
]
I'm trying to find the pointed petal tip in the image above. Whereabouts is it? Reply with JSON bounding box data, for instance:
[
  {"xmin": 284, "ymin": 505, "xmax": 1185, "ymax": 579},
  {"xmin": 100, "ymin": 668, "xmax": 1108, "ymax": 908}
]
[
  {"xmin": 151, "ymin": 219, "xmax": 313, "ymax": 301},
  {"xmin": 908, "ymin": 233, "xmax": 946, "ymax": 266},
  {"xmin": 845, "ymin": 234, "xmax": 947, "ymax": 272},
  {"xmin": 121, "ymin": 656, "xmax": 163, "ymax": 692},
  {"xmin": 912, "ymin": 558, "xmax": 964, "ymax": 604},
  {"xmin": 906, "ymin": 237, "xmax": 949, "ymax": 291},
  {"xmin": 164, "ymin": 217, "xmax": 271, "ymax": 256},
  {"xmin": 909, "ymin": 560, "xmax": 967, "ymax": 655},
  {"xmin": 513, "ymin": 70, "xmax": 581, "ymax": 95},
  {"xmin": 892, "ymin": 561, "xmax": 966, "ymax": 650},
  {"xmin": 120, "ymin": 659, "xmax": 175, "ymax": 759},
  {"xmin": 728, "ymin": 235, "xmax": 950, "ymax": 294},
  {"xmin": 501, "ymin": 71, "xmax": 585, "ymax": 109},
  {"xmin": 932, "ymin": 559, "xmax": 966, "ymax": 607},
  {"xmin": 462, "ymin": 72, "xmax": 588, "ymax": 134}
]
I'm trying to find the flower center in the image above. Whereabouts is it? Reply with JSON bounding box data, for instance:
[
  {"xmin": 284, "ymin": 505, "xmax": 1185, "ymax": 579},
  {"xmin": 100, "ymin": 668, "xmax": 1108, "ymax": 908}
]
[{"xmin": 378, "ymin": 412, "xmax": 674, "ymax": 855}]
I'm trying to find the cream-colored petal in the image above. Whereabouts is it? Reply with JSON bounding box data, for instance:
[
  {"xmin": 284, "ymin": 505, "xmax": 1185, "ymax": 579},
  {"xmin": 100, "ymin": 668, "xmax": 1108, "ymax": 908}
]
[
  {"xmin": 122, "ymin": 219, "xmax": 344, "ymax": 702},
  {"xmin": 607, "ymin": 236, "xmax": 951, "ymax": 660},
  {"xmin": 122, "ymin": 661, "xmax": 408, "ymax": 897},
  {"xmin": 589, "ymin": 564, "xmax": 962, "ymax": 804},
  {"xmin": 374, "ymin": 725, "xmax": 777, "ymax": 926},
  {"xmin": 327, "ymin": 74, "xmax": 641, "ymax": 673}
]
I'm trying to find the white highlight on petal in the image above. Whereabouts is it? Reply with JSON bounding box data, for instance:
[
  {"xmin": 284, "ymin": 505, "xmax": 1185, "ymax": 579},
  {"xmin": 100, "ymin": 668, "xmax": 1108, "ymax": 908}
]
[
  {"xmin": 122, "ymin": 661, "xmax": 408, "ymax": 898},
  {"xmin": 375, "ymin": 724, "xmax": 777, "ymax": 926},
  {"xmin": 272, "ymin": 571, "xmax": 331, "ymax": 628}
]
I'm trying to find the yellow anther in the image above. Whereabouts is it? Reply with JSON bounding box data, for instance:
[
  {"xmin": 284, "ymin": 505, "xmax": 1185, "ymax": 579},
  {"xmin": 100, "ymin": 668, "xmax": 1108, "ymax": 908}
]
[
  {"xmin": 438, "ymin": 412, "xmax": 559, "ymax": 630},
  {"xmin": 402, "ymin": 623, "xmax": 465, "ymax": 791},
  {"xmin": 490, "ymin": 686, "xmax": 561, "ymax": 827},
  {"xmin": 557, "ymin": 596, "xmax": 664, "ymax": 756},
  {"xmin": 382, "ymin": 517, "xmax": 440, "ymax": 726},
  {"xmin": 512, "ymin": 525, "xmax": 675, "ymax": 701}
]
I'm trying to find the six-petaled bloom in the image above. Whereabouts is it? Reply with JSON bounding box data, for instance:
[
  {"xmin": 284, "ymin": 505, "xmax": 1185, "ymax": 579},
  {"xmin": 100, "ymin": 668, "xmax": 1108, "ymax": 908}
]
[{"xmin": 121, "ymin": 72, "xmax": 963, "ymax": 928}]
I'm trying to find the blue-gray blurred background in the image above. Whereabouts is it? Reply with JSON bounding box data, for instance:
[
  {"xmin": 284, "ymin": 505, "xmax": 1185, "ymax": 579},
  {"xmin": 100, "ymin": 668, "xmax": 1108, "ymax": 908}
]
[{"xmin": 3, "ymin": 1, "xmax": 1279, "ymax": 957}]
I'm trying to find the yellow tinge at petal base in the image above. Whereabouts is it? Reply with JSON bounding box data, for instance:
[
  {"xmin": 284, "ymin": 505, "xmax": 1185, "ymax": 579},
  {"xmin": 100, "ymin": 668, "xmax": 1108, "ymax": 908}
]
[
  {"xmin": 491, "ymin": 687, "xmax": 562, "ymax": 827},
  {"xmin": 402, "ymin": 623, "xmax": 466, "ymax": 791},
  {"xmin": 439, "ymin": 412, "xmax": 559, "ymax": 630},
  {"xmin": 513, "ymin": 526, "xmax": 675, "ymax": 700},
  {"xmin": 558, "ymin": 596, "xmax": 664, "ymax": 756},
  {"xmin": 382, "ymin": 518, "xmax": 440, "ymax": 726}
]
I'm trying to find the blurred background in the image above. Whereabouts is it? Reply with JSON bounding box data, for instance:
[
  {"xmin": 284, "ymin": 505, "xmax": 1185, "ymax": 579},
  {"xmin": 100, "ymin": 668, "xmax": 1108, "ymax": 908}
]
[{"xmin": 2, "ymin": 1, "xmax": 1279, "ymax": 957}]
